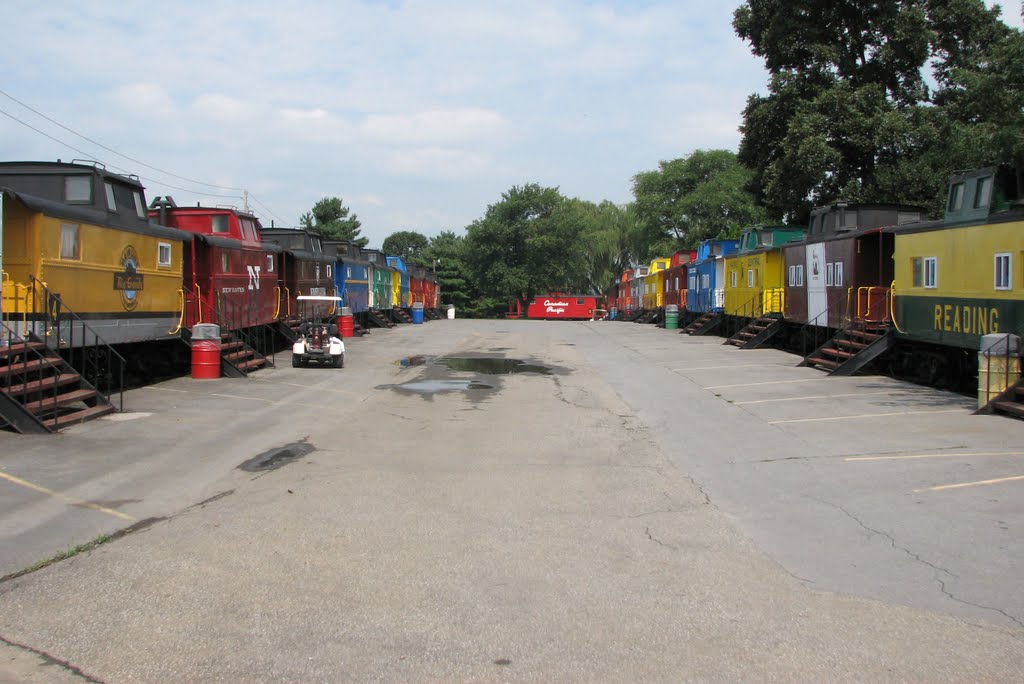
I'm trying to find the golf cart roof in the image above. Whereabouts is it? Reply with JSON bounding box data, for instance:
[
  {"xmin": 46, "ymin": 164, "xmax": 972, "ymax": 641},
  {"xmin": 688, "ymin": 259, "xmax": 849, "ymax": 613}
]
[{"xmin": 296, "ymin": 295, "xmax": 343, "ymax": 301}]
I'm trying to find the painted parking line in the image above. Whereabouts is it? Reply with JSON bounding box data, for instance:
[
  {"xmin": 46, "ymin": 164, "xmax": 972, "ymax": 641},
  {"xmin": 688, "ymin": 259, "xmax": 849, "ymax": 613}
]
[
  {"xmin": 847, "ymin": 451, "xmax": 1024, "ymax": 462},
  {"xmin": 0, "ymin": 470, "xmax": 136, "ymax": 522},
  {"xmin": 768, "ymin": 408, "xmax": 965, "ymax": 425},
  {"xmin": 705, "ymin": 378, "xmax": 825, "ymax": 390},
  {"xmin": 209, "ymin": 393, "xmax": 332, "ymax": 409},
  {"xmin": 672, "ymin": 363, "xmax": 780, "ymax": 372},
  {"xmin": 914, "ymin": 475, "xmax": 1024, "ymax": 492},
  {"xmin": 735, "ymin": 390, "xmax": 893, "ymax": 405}
]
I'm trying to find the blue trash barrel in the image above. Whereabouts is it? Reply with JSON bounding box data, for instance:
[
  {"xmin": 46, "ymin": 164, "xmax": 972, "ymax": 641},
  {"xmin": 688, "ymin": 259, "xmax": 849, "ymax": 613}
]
[{"xmin": 411, "ymin": 302, "xmax": 425, "ymax": 324}]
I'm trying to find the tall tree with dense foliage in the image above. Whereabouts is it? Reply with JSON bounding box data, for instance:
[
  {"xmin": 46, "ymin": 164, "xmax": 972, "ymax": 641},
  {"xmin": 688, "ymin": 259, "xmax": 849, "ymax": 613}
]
[
  {"xmin": 382, "ymin": 230, "xmax": 430, "ymax": 265},
  {"xmin": 632, "ymin": 150, "xmax": 768, "ymax": 248},
  {"xmin": 464, "ymin": 183, "xmax": 588, "ymax": 316},
  {"xmin": 576, "ymin": 201, "xmax": 663, "ymax": 296},
  {"xmin": 421, "ymin": 230, "xmax": 480, "ymax": 315},
  {"xmin": 299, "ymin": 197, "xmax": 367, "ymax": 246},
  {"xmin": 733, "ymin": 0, "xmax": 1022, "ymax": 222}
]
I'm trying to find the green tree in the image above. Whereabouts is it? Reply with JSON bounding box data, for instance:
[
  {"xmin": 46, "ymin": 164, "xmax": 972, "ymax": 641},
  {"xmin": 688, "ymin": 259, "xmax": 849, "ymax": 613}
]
[
  {"xmin": 575, "ymin": 200, "xmax": 664, "ymax": 296},
  {"xmin": 632, "ymin": 150, "xmax": 768, "ymax": 248},
  {"xmin": 299, "ymin": 197, "xmax": 367, "ymax": 246},
  {"xmin": 733, "ymin": 0, "xmax": 1022, "ymax": 223},
  {"xmin": 382, "ymin": 230, "xmax": 430, "ymax": 266},
  {"xmin": 421, "ymin": 231, "xmax": 477, "ymax": 315},
  {"xmin": 464, "ymin": 183, "xmax": 588, "ymax": 316}
]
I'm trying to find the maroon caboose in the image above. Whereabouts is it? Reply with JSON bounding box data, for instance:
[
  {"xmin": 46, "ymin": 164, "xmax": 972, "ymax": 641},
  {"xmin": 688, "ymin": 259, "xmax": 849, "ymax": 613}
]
[{"xmin": 260, "ymin": 228, "xmax": 338, "ymax": 321}]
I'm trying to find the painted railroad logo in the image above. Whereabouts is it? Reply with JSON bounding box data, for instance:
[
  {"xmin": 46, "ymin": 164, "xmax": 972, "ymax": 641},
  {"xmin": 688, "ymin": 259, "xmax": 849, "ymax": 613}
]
[{"xmin": 114, "ymin": 245, "xmax": 144, "ymax": 311}]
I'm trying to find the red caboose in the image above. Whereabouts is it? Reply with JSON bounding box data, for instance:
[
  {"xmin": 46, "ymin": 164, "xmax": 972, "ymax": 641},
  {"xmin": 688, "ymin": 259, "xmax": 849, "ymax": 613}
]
[
  {"xmin": 526, "ymin": 293, "xmax": 602, "ymax": 320},
  {"xmin": 150, "ymin": 198, "xmax": 281, "ymax": 331}
]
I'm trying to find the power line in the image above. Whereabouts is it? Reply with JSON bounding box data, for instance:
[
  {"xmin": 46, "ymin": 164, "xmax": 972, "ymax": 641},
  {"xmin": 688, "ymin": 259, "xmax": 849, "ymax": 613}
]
[
  {"xmin": 0, "ymin": 103, "xmax": 294, "ymax": 220},
  {"xmin": 0, "ymin": 88, "xmax": 247, "ymax": 192}
]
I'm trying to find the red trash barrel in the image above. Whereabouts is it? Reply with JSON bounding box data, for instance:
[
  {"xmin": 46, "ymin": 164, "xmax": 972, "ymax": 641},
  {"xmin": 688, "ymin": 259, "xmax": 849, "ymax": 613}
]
[
  {"xmin": 339, "ymin": 306, "xmax": 354, "ymax": 338},
  {"xmin": 190, "ymin": 324, "xmax": 222, "ymax": 379}
]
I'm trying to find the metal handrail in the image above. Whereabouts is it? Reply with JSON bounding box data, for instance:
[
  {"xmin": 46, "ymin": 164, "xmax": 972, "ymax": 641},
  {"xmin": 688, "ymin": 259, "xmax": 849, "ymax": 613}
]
[
  {"xmin": 27, "ymin": 276, "xmax": 124, "ymax": 413},
  {"xmin": 856, "ymin": 286, "xmax": 891, "ymax": 323}
]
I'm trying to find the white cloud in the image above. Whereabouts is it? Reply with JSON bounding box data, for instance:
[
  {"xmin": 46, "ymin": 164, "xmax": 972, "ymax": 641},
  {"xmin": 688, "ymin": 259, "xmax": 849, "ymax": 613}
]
[
  {"xmin": 384, "ymin": 147, "xmax": 493, "ymax": 178},
  {"xmin": 361, "ymin": 109, "xmax": 508, "ymax": 145}
]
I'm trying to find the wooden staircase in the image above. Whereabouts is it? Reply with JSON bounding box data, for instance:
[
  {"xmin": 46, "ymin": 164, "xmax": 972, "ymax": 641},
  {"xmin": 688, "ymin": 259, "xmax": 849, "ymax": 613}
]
[
  {"xmin": 985, "ymin": 378, "xmax": 1024, "ymax": 419},
  {"xmin": 276, "ymin": 317, "xmax": 302, "ymax": 343},
  {"xmin": 681, "ymin": 312, "xmax": 723, "ymax": 336},
  {"xmin": 0, "ymin": 334, "xmax": 114, "ymax": 433},
  {"xmin": 425, "ymin": 308, "xmax": 443, "ymax": 321},
  {"xmin": 391, "ymin": 308, "xmax": 413, "ymax": 324},
  {"xmin": 219, "ymin": 330, "xmax": 272, "ymax": 377},
  {"xmin": 634, "ymin": 310, "xmax": 659, "ymax": 324},
  {"xmin": 621, "ymin": 309, "xmax": 644, "ymax": 322},
  {"xmin": 367, "ymin": 310, "xmax": 395, "ymax": 329},
  {"xmin": 799, "ymin": 322, "xmax": 892, "ymax": 376},
  {"xmin": 725, "ymin": 316, "xmax": 782, "ymax": 349}
]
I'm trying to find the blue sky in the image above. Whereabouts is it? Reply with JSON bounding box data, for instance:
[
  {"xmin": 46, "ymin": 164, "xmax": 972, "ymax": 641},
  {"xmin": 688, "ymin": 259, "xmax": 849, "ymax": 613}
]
[{"xmin": 1, "ymin": 1, "xmax": 1021, "ymax": 249}]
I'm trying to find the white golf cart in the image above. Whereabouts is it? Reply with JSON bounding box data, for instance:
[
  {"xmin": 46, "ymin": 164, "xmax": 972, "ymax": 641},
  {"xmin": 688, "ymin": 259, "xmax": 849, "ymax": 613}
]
[{"xmin": 292, "ymin": 296, "xmax": 346, "ymax": 368}]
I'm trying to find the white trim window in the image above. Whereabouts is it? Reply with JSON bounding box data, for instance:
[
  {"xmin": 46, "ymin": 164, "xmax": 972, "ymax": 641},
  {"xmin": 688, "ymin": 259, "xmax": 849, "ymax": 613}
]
[
  {"xmin": 104, "ymin": 182, "xmax": 117, "ymax": 212},
  {"xmin": 747, "ymin": 269, "xmax": 755, "ymax": 288},
  {"xmin": 731, "ymin": 271, "xmax": 738, "ymax": 288},
  {"xmin": 796, "ymin": 265, "xmax": 804, "ymax": 287},
  {"xmin": 826, "ymin": 263, "xmax": 834, "ymax": 287},
  {"xmin": 701, "ymin": 274, "xmax": 710, "ymax": 289},
  {"xmin": 924, "ymin": 257, "xmax": 937, "ymax": 289},
  {"xmin": 157, "ymin": 242, "xmax": 172, "ymax": 267},
  {"xmin": 267, "ymin": 255, "xmax": 275, "ymax": 273},
  {"xmin": 834, "ymin": 261, "xmax": 844, "ymax": 288},
  {"xmin": 60, "ymin": 223, "xmax": 80, "ymax": 259},
  {"xmin": 995, "ymin": 253, "xmax": 1012, "ymax": 290},
  {"xmin": 133, "ymin": 191, "xmax": 146, "ymax": 219},
  {"xmin": 221, "ymin": 252, "xmax": 230, "ymax": 272}
]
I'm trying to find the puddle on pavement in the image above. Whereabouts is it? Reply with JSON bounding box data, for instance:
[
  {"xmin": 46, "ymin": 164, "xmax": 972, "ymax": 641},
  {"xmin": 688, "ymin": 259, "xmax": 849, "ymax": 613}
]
[
  {"xmin": 378, "ymin": 379, "xmax": 495, "ymax": 395},
  {"xmin": 238, "ymin": 441, "xmax": 315, "ymax": 472},
  {"xmin": 398, "ymin": 355, "xmax": 429, "ymax": 367},
  {"xmin": 436, "ymin": 357, "xmax": 552, "ymax": 375}
]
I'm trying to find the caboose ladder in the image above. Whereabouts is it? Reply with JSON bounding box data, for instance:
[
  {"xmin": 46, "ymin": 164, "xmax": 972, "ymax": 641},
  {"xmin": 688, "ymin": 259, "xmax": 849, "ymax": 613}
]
[{"xmin": 800, "ymin": 322, "xmax": 892, "ymax": 376}]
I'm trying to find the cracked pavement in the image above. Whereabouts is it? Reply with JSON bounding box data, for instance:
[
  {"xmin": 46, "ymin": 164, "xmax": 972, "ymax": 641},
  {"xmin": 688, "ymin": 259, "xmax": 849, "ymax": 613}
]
[{"xmin": 0, "ymin": 320, "xmax": 1022, "ymax": 681}]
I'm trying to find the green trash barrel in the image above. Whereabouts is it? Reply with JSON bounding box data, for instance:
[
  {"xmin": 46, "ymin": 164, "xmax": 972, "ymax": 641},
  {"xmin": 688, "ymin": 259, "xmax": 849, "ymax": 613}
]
[{"xmin": 665, "ymin": 304, "xmax": 679, "ymax": 330}]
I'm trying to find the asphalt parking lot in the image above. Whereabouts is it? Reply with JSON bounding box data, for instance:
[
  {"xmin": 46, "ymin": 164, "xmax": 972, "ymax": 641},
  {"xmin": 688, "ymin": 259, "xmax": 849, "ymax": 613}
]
[{"xmin": 0, "ymin": 319, "xmax": 1021, "ymax": 680}]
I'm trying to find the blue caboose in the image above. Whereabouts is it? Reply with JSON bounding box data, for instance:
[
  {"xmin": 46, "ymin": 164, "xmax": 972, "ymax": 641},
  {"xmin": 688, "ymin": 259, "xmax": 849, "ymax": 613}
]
[
  {"xmin": 687, "ymin": 239, "xmax": 740, "ymax": 314},
  {"xmin": 326, "ymin": 240, "xmax": 370, "ymax": 314}
]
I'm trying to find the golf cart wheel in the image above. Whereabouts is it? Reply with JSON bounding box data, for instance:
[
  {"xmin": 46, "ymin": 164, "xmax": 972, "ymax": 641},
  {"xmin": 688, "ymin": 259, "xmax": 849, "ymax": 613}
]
[{"xmin": 292, "ymin": 354, "xmax": 301, "ymax": 368}]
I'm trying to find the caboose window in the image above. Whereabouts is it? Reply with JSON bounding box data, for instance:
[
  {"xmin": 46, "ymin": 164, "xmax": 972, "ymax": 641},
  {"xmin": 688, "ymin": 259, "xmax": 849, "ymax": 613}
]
[
  {"xmin": 912, "ymin": 258, "xmax": 923, "ymax": 287},
  {"xmin": 266, "ymin": 255, "xmax": 274, "ymax": 272},
  {"xmin": 948, "ymin": 183, "xmax": 965, "ymax": 211},
  {"xmin": 747, "ymin": 269, "xmax": 754, "ymax": 288},
  {"xmin": 64, "ymin": 176, "xmax": 91, "ymax": 203},
  {"xmin": 834, "ymin": 262, "xmax": 844, "ymax": 287},
  {"xmin": 158, "ymin": 242, "xmax": 172, "ymax": 267},
  {"xmin": 327, "ymin": 264, "xmax": 333, "ymax": 278},
  {"xmin": 796, "ymin": 265, "xmax": 804, "ymax": 286},
  {"xmin": 104, "ymin": 182, "xmax": 117, "ymax": 212},
  {"xmin": 134, "ymin": 191, "xmax": 146, "ymax": 218},
  {"xmin": 347, "ymin": 267, "xmax": 352, "ymax": 278},
  {"xmin": 221, "ymin": 252, "xmax": 229, "ymax": 272},
  {"xmin": 826, "ymin": 263, "xmax": 834, "ymax": 287},
  {"xmin": 788, "ymin": 265, "xmax": 795, "ymax": 286},
  {"xmin": 576, "ymin": 298, "xmax": 584, "ymax": 305},
  {"xmin": 60, "ymin": 223, "xmax": 80, "ymax": 259},
  {"xmin": 974, "ymin": 176, "xmax": 993, "ymax": 209},
  {"xmin": 924, "ymin": 257, "xmax": 937, "ymax": 288},
  {"xmin": 212, "ymin": 215, "xmax": 229, "ymax": 233},
  {"xmin": 730, "ymin": 271, "xmax": 737, "ymax": 288},
  {"xmin": 995, "ymin": 253, "xmax": 1011, "ymax": 290}
]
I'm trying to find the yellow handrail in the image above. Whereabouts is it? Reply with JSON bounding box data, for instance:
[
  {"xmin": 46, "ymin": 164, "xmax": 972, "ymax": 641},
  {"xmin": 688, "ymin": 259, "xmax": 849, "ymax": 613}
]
[
  {"xmin": 285, "ymin": 287, "xmax": 291, "ymax": 317},
  {"xmin": 329, "ymin": 289, "xmax": 338, "ymax": 316},
  {"xmin": 195, "ymin": 284, "xmax": 203, "ymax": 324},
  {"xmin": 272, "ymin": 286, "xmax": 281, "ymax": 320},
  {"xmin": 168, "ymin": 289, "xmax": 185, "ymax": 334},
  {"xmin": 889, "ymin": 281, "xmax": 906, "ymax": 333}
]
